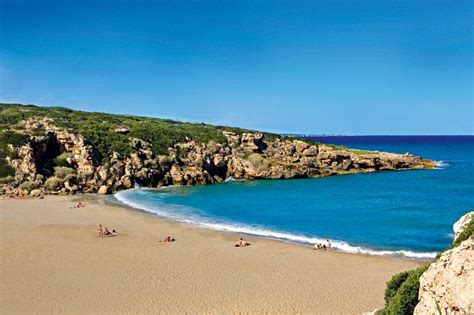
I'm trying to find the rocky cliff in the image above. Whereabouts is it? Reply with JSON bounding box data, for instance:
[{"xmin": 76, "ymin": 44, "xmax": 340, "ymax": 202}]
[
  {"xmin": 414, "ymin": 211, "xmax": 474, "ymax": 314},
  {"xmin": 0, "ymin": 116, "xmax": 436, "ymax": 197}
]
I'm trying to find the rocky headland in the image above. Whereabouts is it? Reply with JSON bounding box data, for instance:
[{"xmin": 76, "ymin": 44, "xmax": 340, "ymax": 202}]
[{"xmin": 0, "ymin": 106, "xmax": 436, "ymax": 198}]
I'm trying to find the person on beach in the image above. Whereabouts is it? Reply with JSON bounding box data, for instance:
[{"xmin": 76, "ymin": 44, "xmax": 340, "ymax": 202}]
[
  {"xmin": 314, "ymin": 243, "xmax": 322, "ymax": 250},
  {"xmin": 100, "ymin": 226, "xmax": 118, "ymax": 237},
  {"xmin": 71, "ymin": 201, "xmax": 85, "ymax": 209},
  {"xmin": 235, "ymin": 237, "xmax": 248, "ymax": 247},
  {"xmin": 326, "ymin": 239, "xmax": 332, "ymax": 249},
  {"xmin": 159, "ymin": 236, "xmax": 175, "ymax": 242},
  {"xmin": 97, "ymin": 224, "xmax": 104, "ymax": 237}
]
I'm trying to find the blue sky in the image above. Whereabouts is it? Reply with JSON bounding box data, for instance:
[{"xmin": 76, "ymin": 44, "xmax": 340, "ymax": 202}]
[{"xmin": 0, "ymin": 0, "xmax": 472, "ymax": 135}]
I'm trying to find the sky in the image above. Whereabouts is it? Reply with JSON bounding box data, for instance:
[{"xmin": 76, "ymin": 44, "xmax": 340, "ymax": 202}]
[{"xmin": 0, "ymin": 0, "xmax": 472, "ymax": 135}]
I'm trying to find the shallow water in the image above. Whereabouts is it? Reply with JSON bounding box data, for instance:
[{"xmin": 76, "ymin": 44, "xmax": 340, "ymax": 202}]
[{"xmin": 114, "ymin": 136, "xmax": 474, "ymax": 259}]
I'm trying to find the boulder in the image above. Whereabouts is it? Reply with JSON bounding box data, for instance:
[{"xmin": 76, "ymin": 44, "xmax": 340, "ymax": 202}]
[{"xmin": 97, "ymin": 185, "xmax": 111, "ymax": 195}]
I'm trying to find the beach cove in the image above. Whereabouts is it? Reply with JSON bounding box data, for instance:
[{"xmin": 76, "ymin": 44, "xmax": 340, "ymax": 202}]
[{"xmin": 0, "ymin": 195, "xmax": 421, "ymax": 314}]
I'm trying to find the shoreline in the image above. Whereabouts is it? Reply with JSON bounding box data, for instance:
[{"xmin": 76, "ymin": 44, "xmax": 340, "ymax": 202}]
[
  {"xmin": 110, "ymin": 187, "xmax": 437, "ymax": 260},
  {"xmin": 1, "ymin": 194, "xmax": 423, "ymax": 313}
]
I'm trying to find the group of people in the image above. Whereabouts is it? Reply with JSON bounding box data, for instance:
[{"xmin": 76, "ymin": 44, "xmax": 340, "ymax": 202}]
[
  {"xmin": 97, "ymin": 224, "xmax": 118, "ymax": 237},
  {"xmin": 314, "ymin": 239, "xmax": 332, "ymax": 250},
  {"xmin": 95, "ymin": 223, "xmax": 330, "ymax": 252}
]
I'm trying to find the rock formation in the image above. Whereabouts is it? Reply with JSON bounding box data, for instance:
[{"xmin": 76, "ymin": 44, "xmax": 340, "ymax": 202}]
[
  {"xmin": 0, "ymin": 117, "xmax": 436, "ymax": 197},
  {"xmin": 414, "ymin": 212, "xmax": 474, "ymax": 314}
]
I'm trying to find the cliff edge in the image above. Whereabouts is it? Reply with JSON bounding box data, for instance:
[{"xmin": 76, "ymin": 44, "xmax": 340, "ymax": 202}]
[{"xmin": 0, "ymin": 105, "xmax": 436, "ymax": 197}]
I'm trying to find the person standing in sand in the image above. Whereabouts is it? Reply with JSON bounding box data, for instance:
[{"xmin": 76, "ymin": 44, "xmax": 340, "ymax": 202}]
[{"xmin": 326, "ymin": 239, "xmax": 332, "ymax": 249}]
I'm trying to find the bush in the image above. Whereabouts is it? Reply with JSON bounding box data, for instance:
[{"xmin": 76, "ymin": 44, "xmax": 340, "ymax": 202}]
[
  {"xmin": 19, "ymin": 180, "xmax": 40, "ymax": 191},
  {"xmin": 44, "ymin": 176, "xmax": 64, "ymax": 191},
  {"xmin": 0, "ymin": 176, "xmax": 15, "ymax": 185},
  {"xmin": 54, "ymin": 152, "xmax": 73, "ymax": 167},
  {"xmin": 53, "ymin": 166, "xmax": 76, "ymax": 179},
  {"xmin": 384, "ymin": 271, "xmax": 410, "ymax": 306},
  {"xmin": 0, "ymin": 158, "xmax": 15, "ymax": 178},
  {"xmin": 64, "ymin": 174, "xmax": 78, "ymax": 185},
  {"xmin": 383, "ymin": 265, "xmax": 428, "ymax": 315},
  {"xmin": 0, "ymin": 130, "xmax": 28, "ymax": 147},
  {"xmin": 452, "ymin": 217, "xmax": 473, "ymax": 248}
]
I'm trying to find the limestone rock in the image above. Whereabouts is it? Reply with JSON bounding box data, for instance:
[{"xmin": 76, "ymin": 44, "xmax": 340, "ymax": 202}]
[
  {"xmin": 97, "ymin": 185, "xmax": 111, "ymax": 195},
  {"xmin": 414, "ymin": 238, "xmax": 474, "ymax": 314}
]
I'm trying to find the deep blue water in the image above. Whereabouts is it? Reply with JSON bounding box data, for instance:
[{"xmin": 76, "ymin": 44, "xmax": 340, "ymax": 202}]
[{"xmin": 114, "ymin": 136, "xmax": 474, "ymax": 259}]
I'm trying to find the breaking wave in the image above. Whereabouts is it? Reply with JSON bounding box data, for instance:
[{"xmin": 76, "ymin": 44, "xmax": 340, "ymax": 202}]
[{"xmin": 114, "ymin": 188, "xmax": 437, "ymax": 260}]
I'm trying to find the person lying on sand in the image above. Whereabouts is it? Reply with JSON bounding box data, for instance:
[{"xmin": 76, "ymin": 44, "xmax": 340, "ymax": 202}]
[
  {"xmin": 159, "ymin": 236, "xmax": 175, "ymax": 243},
  {"xmin": 103, "ymin": 227, "xmax": 118, "ymax": 237},
  {"xmin": 235, "ymin": 237, "xmax": 250, "ymax": 247},
  {"xmin": 70, "ymin": 201, "xmax": 85, "ymax": 209}
]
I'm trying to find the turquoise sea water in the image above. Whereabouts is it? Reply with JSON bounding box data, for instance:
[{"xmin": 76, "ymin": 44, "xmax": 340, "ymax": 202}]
[{"xmin": 114, "ymin": 136, "xmax": 474, "ymax": 259}]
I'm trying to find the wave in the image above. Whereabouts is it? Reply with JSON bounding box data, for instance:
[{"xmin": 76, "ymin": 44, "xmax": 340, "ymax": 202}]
[
  {"xmin": 434, "ymin": 160, "xmax": 449, "ymax": 169},
  {"xmin": 114, "ymin": 188, "xmax": 437, "ymax": 260}
]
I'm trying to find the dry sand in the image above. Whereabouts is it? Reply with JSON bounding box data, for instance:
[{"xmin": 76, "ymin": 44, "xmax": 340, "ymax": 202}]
[{"xmin": 0, "ymin": 195, "xmax": 422, "ymax": 314}]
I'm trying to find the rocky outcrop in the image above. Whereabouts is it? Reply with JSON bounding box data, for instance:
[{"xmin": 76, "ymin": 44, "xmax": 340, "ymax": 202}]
[
  {"xmin": 0, "ymin": 117, "xmax": 436, "ymax": 197},
  {"xmin": 414, "ymin": 238, "xmax": 473, "ymax": 314},
  {"xmin": 414, "ymin": 213, "xmax": 474, "ymax": 314}
]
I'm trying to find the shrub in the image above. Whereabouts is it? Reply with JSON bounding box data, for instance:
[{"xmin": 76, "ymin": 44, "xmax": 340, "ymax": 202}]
[
  {"xmin": 0, "ymin": 130, "xmax": 28, "ymax": 147},
  {"xmin": 0, "ymin": 176, "xmax": 15, "ymax": 184},
  {"xmin": 44, "ymin": 176, "xmax": 64, "ymax": 191},
  {"xmin": 384, "ymin": 271, "xmax": 410, "ymax": 306},
  {"xmin": 19, "ymin": 180, "xmax": 40, "ymax": 191},
  {"xmin": 54, "ymin": 152, "xmax": 73, "ymax": 167},
  {"xmin": 451, "ymin": 217, "xmax": 473, "ymax": 248},
  {"xmin": 383, "ymin": 265, "xmax": 428, "ymax": 315},
  {"xmin": 53, "ymin": 166, "xmax": 76, "ymax": 179},
  {"xmin": 64, "ymin": 174, "xmax": 78, "ymax": 185},
  {"xmin": 0, "ymin": 158, "xmax": 15, "ymax": 178}
]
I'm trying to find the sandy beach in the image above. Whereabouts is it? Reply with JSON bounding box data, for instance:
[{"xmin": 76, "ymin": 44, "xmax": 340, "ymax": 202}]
[{"xmin": 0, "ymin": 195, "xmax": 422, "ymax": 314}]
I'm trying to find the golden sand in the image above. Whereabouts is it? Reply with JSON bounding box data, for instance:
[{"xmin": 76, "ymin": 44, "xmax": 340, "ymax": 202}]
[{"xmin": 0, "ymin": 195, "xmax": 421, "ymax": 314}]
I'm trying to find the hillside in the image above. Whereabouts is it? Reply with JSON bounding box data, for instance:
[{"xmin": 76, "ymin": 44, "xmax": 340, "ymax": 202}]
[{"xmin": 0, "ymin": 104, "xmax": 435, "ymax": 197}]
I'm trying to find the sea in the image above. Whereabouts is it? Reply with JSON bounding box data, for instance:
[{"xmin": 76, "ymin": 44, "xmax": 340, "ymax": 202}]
[{"xmin": 112, "ymin": 136, "xmax": 474, "ymax": 259}]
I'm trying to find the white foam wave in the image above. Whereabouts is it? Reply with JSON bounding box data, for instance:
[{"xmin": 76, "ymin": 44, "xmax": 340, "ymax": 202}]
[
  {"xmin": 114, "ymin": 189, "xmax": 437, "ymax": 260},
  {"xmin": 434, "ymin": 160, "xmax": 449, "ymax": 169}
]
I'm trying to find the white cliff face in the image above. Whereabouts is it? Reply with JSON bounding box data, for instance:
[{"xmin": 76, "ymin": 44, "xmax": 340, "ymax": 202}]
[
  {"xmin": 453, "ymin": 211, "xmax": 473, "ymax": 240},
  {"xmin": 414, "ymin": 213, "xmax": 474, "ymax": 315}
]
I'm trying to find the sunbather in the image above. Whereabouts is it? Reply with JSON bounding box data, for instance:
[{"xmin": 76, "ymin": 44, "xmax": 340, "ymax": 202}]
[
  {"xmin": 159, "ymin": 236, "xmax": 175, "ymax": 242},
  {"xmin": 235, "ymin": 237, "xmax": 249, "ymax": 247}
]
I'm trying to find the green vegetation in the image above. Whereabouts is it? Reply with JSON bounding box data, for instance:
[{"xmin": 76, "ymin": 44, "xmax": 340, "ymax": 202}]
[
  {"xmin": 44, "ymin": 176, "xmax": 64, "ymax": 190},
  {"xmin": 452, "ymin": 217, "xmax": 473, "ymax": 248},
  {"xmin": 0, "ymin": 103, "xmax": 281, "ymax": 162},
  {"xmin": 383, "ymin": 265, "xmax": 428, "ymax": 315},
  {"xmin": 324, "ymin": 143, "xmax": 346, "ymax": 150},
  {"xmin": 54, "ymin": 152, "xmax": 73, "ymax": 167},
  {"xmin": 0, "ymin": 158, "xmax": 15, "ymax": 178},
  {"xmin": 352, "ymin": 149, "xmax": 372, "ymax": 155},
  {"xmin": 383, "ymin": 214, "xmax": 473, "ymax": 314},
  {"xmin": 53, "ymin": 166, "xmax": 76, "ymax": 179},
  {"xmin": 19, "ymin": 180, "xmax": 41, "ymax": 191}
]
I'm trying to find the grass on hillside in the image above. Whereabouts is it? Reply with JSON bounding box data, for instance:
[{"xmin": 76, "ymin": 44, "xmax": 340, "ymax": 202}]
[{"xmin": 0, "ymin": 103, "xmax": 281, "ymax": 164}]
